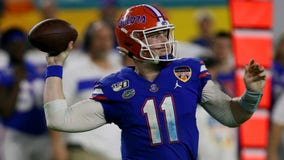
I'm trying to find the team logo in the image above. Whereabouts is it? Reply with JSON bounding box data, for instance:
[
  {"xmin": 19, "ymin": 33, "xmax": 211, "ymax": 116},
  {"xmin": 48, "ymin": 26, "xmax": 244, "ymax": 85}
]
[
  {"xmin": 173, "ymin": 66, "xmax": 192, "ymax": 82},
  {"xmin": 174, "ymin": 80, "xmax": 182, "ymax": 89},
  {"xmin": 112, "ymin": 80, "xmax": 129, "ymax": 92},
  {"xmin": 149, "ymin": 83, "xmax": 159, "ymax": 92},
  {"xmin": 122, "ymin": 89, "xmax": 135, "ymax": 99},
  {"xmin": 118, "ymin": 15, "xmax": 146, "ymax": 28}
]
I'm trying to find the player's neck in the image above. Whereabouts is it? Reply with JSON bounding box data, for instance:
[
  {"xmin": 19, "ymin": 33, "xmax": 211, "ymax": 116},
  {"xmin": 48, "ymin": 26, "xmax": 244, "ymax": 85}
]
[{"xmin": 134, "ymin": 61, "xmax": 162, "ymax": 82}]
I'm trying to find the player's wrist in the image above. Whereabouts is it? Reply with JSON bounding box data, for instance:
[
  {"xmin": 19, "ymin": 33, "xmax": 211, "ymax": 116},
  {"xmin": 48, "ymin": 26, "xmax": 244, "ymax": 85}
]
[
  {"xmin": 46, "ymin": 55, "xmax": 66, "ymax": 66},
  {"xmin": 239, "ymin": 90, "xmax": 263, "ymax": 113},
  {"xmin": 45, "ymin": 65, "xmax": 63, "ymax": 79},
  {"xmin": 244, "ymin": 82, "xmax": 264, "ymax": 94},
  {"xmin": 47, "ymin": 61, "xmax": 61, "ymax": 66}
]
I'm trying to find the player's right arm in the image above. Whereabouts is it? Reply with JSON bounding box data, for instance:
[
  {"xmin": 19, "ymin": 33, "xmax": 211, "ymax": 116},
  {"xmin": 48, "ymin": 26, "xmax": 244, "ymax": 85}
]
[{"xmin": 44, "ymin": 42, "xmax": 106, "ymax": 132}]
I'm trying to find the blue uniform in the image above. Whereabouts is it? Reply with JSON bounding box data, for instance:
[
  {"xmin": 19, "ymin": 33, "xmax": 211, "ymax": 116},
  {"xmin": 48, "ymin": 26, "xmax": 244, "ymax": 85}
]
[
  {"xmin": 91, "ymin": 58, "xmax": 211, "ymax": 160},
  {"xmin": 272, "ymin": 61, "xmax": 284, "ymax": 105},
  {"xmin": 0, "ymin": 51, "xmax": 52, "ymax": 160},
  {"xmin": 0, "ymin": 61, "xmax": 47, "ymax": 135}
]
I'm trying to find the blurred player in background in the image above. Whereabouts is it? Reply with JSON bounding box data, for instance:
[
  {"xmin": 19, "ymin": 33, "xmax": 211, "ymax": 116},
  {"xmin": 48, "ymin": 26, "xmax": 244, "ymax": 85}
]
[
  {"xmin": 271, "ymin": 33, "xmax": 284, "ymax": 105},
  {"xmin": 191, "ymin": 9, "xmax": 215, "ymax": 48},
  {"xmin": 268, "ymin": 92, "xmax": 284, "ymax": 160},
  {"xmin": 0, "ymin": 27, "xmax": 52, "ymax": 160},
  {"xmin": 211, "ymin": 31, "xmax": 236, "ymax": 97},
  {"xmin": 0, "ymin": 40, "xmax": 9, "ymax": 160},
  {"xmin": 62, "ymin": 21, "xmax": 122, "ymax": 160},
  {"xmin": 99, "ymin": 0, "xmax": 119, "ymax": 49},
  {"xmin": 43, "ymin": 4, "xmax": 266, "ymax": 160},
  {"xmin": 99, "ymin": 0, "xmax": 118, "ymax": 30},
  {"xmin": 0, "ymin": 1, "xmax": 6, "ymax": 157},
  {"xmin": 39, "ymin": 0, "xmax": 57, "ymax": 20},
  {"xmin": 268, "ymin": 33, "xmax": 284, "ymax": 160}
]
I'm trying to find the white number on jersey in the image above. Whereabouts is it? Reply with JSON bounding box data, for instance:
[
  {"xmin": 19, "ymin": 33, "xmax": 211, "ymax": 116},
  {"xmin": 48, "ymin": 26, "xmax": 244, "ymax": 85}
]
[{"xmin": 142, "ymin": 95, "xmax": 178, "ymax": 145}]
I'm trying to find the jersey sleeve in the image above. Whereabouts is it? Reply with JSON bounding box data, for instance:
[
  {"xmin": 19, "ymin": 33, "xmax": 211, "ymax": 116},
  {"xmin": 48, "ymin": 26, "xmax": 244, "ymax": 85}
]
[
  {"xmin": 90, "ymin": 76, "xmax": 123, "ymax": 126},
  {"xmin": 197, "ymin": 59, "xmax": 211, "ymax": 89}
]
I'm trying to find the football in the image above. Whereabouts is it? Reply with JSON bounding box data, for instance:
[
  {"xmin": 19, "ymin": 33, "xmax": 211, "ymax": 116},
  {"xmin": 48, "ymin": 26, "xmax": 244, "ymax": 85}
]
[{"xmin": 28, "ymin": 18, "xmax": 78, "ymax": 56}]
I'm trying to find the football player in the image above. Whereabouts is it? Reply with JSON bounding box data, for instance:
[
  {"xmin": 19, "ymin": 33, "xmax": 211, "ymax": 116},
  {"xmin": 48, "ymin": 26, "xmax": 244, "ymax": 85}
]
[
  {"xmin": 0, "ymin": 28, "xmax": 52, "ymax": 160},
  {"xmin": 43, "ymin": 4, "xmax": 266, "ymax": 160}
]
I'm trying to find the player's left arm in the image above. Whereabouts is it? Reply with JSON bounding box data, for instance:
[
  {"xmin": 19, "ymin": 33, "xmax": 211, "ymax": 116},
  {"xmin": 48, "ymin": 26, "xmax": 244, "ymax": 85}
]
[
  {"xmin": 231, "ymin": 59, "xmax": 266, "ymax": 123},
  {"xmin": 200, "ymin": 59, "xmax": 266, "ymax": 127}
]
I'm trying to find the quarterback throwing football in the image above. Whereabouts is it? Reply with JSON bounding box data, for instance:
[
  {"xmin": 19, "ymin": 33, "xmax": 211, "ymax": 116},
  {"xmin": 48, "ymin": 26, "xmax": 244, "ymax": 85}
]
[{"xmin": 43, "ymin": 4, "xmax": 266, "ymax": 160}]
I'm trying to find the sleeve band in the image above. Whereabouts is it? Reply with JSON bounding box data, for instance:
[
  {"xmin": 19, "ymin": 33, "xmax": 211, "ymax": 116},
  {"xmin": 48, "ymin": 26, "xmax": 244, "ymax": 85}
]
[{"xmin": 45, "ymin": 65, "xmax": 63, "ymax": 79}]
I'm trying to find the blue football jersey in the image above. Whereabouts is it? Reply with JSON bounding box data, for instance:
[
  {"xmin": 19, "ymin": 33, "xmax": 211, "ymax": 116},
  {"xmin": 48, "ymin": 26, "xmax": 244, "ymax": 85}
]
[
  {"xmin": 272, "ymin": 61, "xmax": 284, "ymax": 105},
  {"xmin": 0, "ymin": 62, "xmax": 47, "ymax": 135},
  {"xmin": 91, "ymin": 58, "xmax": 211, "ymax": 160}
]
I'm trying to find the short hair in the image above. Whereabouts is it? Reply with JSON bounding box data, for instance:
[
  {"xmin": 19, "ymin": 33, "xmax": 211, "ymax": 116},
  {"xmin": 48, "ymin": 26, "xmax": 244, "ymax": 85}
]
[
  {"xmin": 194, "ymin": 9, "xmax": 214, "ymax": 23},
  {"xmin": 82, "ymin": 21, "xmax": 113, "ymax": 52},
  {"xmin": 215, "ymin": 31, "xmax": 231, "ymax": 39}
]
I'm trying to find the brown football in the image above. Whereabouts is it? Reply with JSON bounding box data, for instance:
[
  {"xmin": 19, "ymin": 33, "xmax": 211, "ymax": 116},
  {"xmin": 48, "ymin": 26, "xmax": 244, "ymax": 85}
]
[{"xmin": 28, "ymin": 18, "xmax": 78, "ymax": 56}]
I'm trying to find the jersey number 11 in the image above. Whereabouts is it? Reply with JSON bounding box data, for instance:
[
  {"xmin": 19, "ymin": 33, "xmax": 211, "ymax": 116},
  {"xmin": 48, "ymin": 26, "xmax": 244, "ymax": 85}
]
[{"xmin": 142, "ymin": 95, "xmax": 179, "ymax": 145}]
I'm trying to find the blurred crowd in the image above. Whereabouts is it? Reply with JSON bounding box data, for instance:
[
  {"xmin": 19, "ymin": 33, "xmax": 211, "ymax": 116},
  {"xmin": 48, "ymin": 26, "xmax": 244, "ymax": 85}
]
[{"xmin": 0, "ymin": 0, "xmax": 283, "ymax": 160}]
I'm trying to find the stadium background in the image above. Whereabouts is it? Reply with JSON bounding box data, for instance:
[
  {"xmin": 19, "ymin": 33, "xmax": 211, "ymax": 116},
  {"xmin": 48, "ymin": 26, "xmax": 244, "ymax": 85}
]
[{"xmin": 0, "ymin": 0, "xmax": 230, "ymax": 43}]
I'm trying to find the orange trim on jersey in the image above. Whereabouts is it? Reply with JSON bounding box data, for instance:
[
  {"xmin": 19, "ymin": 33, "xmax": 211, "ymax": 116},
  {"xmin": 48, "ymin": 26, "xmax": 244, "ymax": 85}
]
[
  {"xmin": 198, "ymin": 72, "xmax": 210, "ymax": 79},
  {"xmin": 92, "ymin": 95, "xmax": 107, "ymax": 101}
]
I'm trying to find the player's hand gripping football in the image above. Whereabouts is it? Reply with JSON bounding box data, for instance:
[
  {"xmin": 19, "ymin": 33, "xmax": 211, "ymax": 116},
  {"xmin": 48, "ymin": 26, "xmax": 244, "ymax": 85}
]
[
  {"xmin": 46, "ymin": 41, "xmax": 73, "ymax": 66},
  {"xmin": 243, "ymin": 59, "xmax": 266, "ymax": 93}
]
